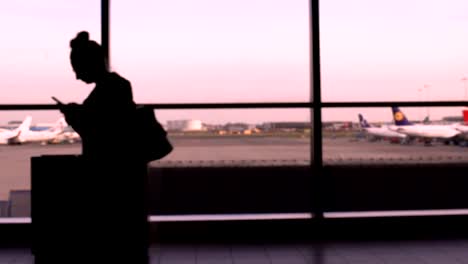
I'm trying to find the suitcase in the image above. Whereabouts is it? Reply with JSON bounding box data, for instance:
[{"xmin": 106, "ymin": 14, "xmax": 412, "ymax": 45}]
[{"xmin": 31, "ymin": 155, "xmax": 149, "ymax": 263}]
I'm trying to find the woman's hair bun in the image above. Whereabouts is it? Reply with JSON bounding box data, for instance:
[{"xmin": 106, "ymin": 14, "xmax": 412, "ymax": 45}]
[{"xmin": 70, "ymin": 31, "xmax": 90, "ymax": 49}]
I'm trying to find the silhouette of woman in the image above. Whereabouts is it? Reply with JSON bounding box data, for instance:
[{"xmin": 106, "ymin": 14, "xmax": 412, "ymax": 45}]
[{"xmin": 59, "ymin": 31, "xmax": 148, "ymax": 263}]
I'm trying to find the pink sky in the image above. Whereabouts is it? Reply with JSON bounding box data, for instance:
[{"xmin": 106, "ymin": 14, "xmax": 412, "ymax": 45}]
[{"xmin": 1, "ymin": 0, "xmax": 468, "ymax": 123}]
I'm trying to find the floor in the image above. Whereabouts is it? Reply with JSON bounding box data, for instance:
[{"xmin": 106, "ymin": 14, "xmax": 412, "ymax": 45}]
[{"xmin": 2, "ymin": 240, "xmax": 468, "ymax": 263}]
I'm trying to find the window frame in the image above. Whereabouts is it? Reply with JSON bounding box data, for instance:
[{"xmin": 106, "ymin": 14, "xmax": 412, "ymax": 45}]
[{"xmin": 1, "ymin": 0, "xmax": 467, "ymax": 223}]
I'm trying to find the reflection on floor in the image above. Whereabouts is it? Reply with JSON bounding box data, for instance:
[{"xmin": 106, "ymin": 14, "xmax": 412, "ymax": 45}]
[{"xmin": 3, "ymin": 240, "xmax": 468, "ymax": 263}]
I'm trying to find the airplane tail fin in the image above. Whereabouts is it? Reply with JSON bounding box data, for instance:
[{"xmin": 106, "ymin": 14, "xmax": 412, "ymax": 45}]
[
  {"xmin": 49, "ymin": 117, "xmax": 67, "ymax": 132},
  {"xmin": 391, "ymin": 107, "xmax": 412, "ymax": 126},
  {"xmin": 463, "ymin": 109, "xmax": 468, "ymax": 125},
  {"xmin": 422, "ymin": 116, "xmax": 430, "ymax": 124},
  {"xmin": 16, "ymin": 116, "xmax": 32, "ymax": 135},
  {"xmin": 358, "ymin": 114, "xmax": 371, "ymax": 128}
]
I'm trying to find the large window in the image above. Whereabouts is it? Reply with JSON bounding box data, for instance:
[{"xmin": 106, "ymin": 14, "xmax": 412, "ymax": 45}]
[
  {"xmin": 2, "ymin": 0, "xmax": 467, "ymax": 223},
  {"xmin": 110, "ymin": 1, "xmax": 313, "ymax": 218},
  {"xmin": 318, "ymin": 0, "xmax": 468, "ymax": 217}
]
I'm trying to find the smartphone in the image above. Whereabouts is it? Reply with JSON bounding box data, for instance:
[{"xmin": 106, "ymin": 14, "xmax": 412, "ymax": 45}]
[{"xmin": 51, "ymin": 96, "xmax": 63, "ymax": 105}]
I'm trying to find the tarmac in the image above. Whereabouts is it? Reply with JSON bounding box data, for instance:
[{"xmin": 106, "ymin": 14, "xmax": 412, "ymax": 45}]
[{"xmin": 0, "ymin": 136, "xmax": 467, "ymax": 201}]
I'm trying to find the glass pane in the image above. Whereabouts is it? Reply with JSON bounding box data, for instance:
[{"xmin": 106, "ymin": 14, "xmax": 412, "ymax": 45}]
[
  {"xmin": 0, "ymin": 109, "xmax": 312, "ymax": 218},
  {"xmin": 111, "ymin": 0, "xmax": 310, "ymax": 103},
  {"xmin": 323, "ymin": 106, "xmax": 468, "ymax": 164},
  {"xmin": 322, "ymin": 106, "xmax": 468, "ymax": 215},
  {"xmin": 0, "ymin": 1, "xmax": 100, "ymax": 104},
  {"xmin": 148, "ymin": 109, "xmax": 312, "ymax": 217},
  {"xmin": 0, "ymin": 111, "xmax": 81, "ymax": 219},
  {"xmin": 321, "ymin": 0, "xmax": 468, "ymax": 102},
  {"xmin": 152, "ymin": 109, "xmax": 311, "ymax": 164}
]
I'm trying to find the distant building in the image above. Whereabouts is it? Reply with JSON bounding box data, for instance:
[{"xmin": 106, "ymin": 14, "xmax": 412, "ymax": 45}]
[
  {"xmin": 442, "ymin": 116, "xmax": 463, "ymax": 122},
  {"xmin": 167, "ymin": 120, "xmax": 204, "ymax": 131},
  {"xmin": 224, "ymin": 123, "xmax": 250, "ymax": 133},
  {"xmin": 260, "ymin": 122, "xmax": 311, "ymax": 131},
  {"xmin": 203, "ymin": 124, "xmax": 224, "ymax": 132},
  {"xmin": 1, "ymin": 120, "xmax": 22, "ymax": 130},
  {"xmin": 322, "ymin": 122, "xmax": 353, "ymax": 131},
  {"xmin": 216, "ymin": 130, "xmax": 227, "ymax": 135},
  {"xmin": 7, "ymin": 120, "xmax": 22, "ymax": 125}
]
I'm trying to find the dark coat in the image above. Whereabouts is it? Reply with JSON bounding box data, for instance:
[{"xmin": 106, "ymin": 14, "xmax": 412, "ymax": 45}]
[{"xmin": 65, "ymin": 72, "xmax": 137, "ymax": 160}]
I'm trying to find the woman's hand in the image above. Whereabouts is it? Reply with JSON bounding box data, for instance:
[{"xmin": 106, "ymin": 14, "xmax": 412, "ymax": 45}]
[
  {"xmin": 59, "ymin": 103, "xmax": 81, "ymax": 126},
  {"xmin": 59, "ymin": 103, "xmax": 80, "ymax": 114}
]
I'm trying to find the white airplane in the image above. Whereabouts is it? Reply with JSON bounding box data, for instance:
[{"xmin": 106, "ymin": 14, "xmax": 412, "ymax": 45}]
[
  {"xmin": 453, "ymin": 109, "xmax": 468, "ymax": 133},
  {"xmin": 388, "ymin": 107, "xmax": 461, "ymax": 145},
  {"xmin": 358, "ymin": 113, "xmax": 406, "ymax": 141},
  {"xmin": 8, "ymin": 117, "xmax": 66, "ymax": 145},
  {"xmin": 51, "ymin": 126, "xmax": 81, "ymax": 144},
  {"xmin": 0, "ymin": 116, "xmax": 32, "ymax": 144}
]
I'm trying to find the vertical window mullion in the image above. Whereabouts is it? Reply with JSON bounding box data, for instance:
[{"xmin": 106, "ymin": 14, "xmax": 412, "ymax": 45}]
[
  {"xmin": 102, "ymin": 0, "xmax": 110, "ymax": 70},
  {"xmin": 310, "ymin": 0, "xmax": 323, "ymax": 219}
]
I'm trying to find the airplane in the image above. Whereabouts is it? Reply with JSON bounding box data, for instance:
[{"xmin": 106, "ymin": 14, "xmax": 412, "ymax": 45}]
[
  {"xmin": 358, "ymin": 113, "xmax": 406, "ymax": 142},
  {"xmin": 51, "ymin": 126, "xmax": 81, "ymax": 144},
  {"xmin": 449, "ymin": 109, "xmax": 468, "ymax": 148},
  {"xmin": 422, "ymin": 116, "xmax": 430, "ymax": 124},
  {"xmin": 452, "ymin": 109, "xmax": 468, "ymax": 133},
  {"xmin": 389, "ymin": 107, "xmax": 461, "ymax": 145},
  {"xmin": 8, "ymin": 117, "xmax": 66, "ymax": 145},
  {"xmin": 0, "ymin": 116, "xmax": 32, "ymax": 144}
]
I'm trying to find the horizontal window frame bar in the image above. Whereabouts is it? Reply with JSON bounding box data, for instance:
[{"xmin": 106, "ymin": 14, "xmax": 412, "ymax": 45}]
[
  {"xmin": 149, "ymin": 213, "xmax": 313, "ymax": 222},
  {"xmin": 322, "ymin": 101, "xmax": 468, "ymax": 108},
  {"xmin": 0, "ymin": 103, "xmax": 309, "ymax": 110},
  {"xmin": 0, "ymin": 101, "xmax": 466, "ymax": 110},
  {"xmin": 0, "ymin": 213, "xmax": 314, "ymax": 224},
  {"xmin": 325, "ymin": 209, "xmax": 468, "ymax": 218}
]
